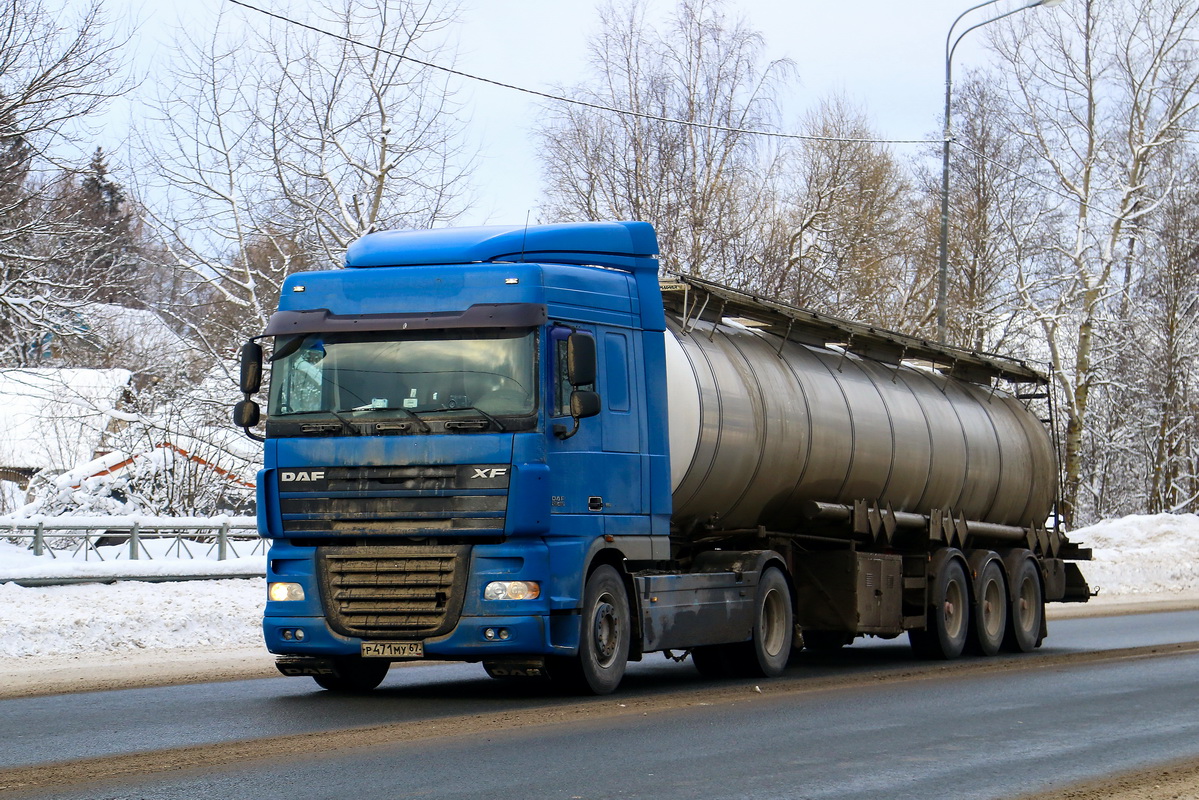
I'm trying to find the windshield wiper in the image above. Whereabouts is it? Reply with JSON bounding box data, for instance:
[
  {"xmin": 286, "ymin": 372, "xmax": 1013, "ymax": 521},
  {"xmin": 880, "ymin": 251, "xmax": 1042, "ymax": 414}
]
[
  {"xmin": 440, "ymin": 405, "xmax": 507, "ymax": 432},
  {"xmin": 349, "ymin": 404, "xmax": 432, "ymax": 432},
  {"xmin": 272, "ymin": 408, "xmax": 360, "ymax": 436}
]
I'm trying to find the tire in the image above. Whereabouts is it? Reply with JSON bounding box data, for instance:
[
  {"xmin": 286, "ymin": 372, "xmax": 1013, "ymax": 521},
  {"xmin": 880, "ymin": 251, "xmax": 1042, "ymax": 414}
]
[
  {"xmin": 909, "ymin": 554, "xmax": 970, "ymax": 660},
  {"xmin": 312, "ymin": 656, "xmax": 391, "ymax": 693},
  {"xmin": 728, "ymin": 566, "xmax": 794, "ymax": 678},
  {"xmin": 970, "ymin": 559, "xmax": 1008, "ymax": 657},
  {"xmin": 555, "ymin": 565, "xmax": 630, "ymax": 695},
  {"xmin": 1004, "ymin": 558, "xmax": 1044, "ymax": 653}
]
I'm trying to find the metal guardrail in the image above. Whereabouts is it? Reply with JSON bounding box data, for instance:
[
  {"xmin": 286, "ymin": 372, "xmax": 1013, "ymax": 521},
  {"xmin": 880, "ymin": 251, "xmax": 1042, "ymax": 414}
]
[{"xmin": 1, "ymin": 517, "xmax": 264, "ymax": 561}]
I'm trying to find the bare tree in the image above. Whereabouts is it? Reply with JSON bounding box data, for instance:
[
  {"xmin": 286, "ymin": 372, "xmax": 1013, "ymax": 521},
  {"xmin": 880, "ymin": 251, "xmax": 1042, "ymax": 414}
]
[
  {"xmin": 753, "ymin": 95, "xmax": 922, "ymax": 331},
  {"xmin": 992, "ymin": 0, "xmax": 1199, "ymax": 525},
  {"xmin": 0, "ymin": 0, "xmax": 131, "ymax": 364},
  {"xmin": 536, "ymin": 0, "xmax": 792, "ymax": 282},
  {"xmin": 137, "ymin": 0, "xmax": 471, "ymax": 352},
  {"xmin": 920, "ymin": 74, "xmax": 1051, "ymax": 354}
]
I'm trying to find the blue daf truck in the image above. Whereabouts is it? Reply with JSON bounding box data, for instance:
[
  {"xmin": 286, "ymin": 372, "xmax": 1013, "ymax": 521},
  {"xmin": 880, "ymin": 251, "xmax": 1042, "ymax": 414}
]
[{"xmin": 234, "ymin": 221, "xmax": 1089, "ymax": 695}]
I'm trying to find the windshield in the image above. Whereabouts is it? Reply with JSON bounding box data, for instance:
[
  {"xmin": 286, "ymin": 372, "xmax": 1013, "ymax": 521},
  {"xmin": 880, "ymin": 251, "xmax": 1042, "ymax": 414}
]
[{"xmin": 267, "ymin": 329, "xmax": 537, "ymax": 426}]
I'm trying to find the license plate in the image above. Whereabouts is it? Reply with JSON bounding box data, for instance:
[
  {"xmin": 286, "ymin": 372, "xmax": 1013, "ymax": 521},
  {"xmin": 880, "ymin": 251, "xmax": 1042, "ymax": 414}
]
[{"xmin": 361, "ymin": 641, "xmax": 423, "ymax": 658}]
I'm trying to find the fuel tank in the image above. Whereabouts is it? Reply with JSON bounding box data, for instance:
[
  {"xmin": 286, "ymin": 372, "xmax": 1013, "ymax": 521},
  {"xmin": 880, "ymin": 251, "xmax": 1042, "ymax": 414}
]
[{"xmin": 664, "ymin": 318, "xmax": 1056, "ymax": 533}]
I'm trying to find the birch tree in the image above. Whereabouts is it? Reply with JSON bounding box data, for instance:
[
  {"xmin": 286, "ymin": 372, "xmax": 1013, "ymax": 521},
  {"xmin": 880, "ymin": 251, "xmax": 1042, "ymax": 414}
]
[{"xmin": 993, "ymin": 0, "xmax": 1199, "ymax": 525}]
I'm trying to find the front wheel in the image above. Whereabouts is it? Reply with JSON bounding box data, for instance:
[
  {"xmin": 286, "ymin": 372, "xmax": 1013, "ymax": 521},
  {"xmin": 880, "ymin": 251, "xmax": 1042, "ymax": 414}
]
[
  {"xmin": 312, "ymin": 656, "xmax": 391, "ymax": 693},
  {"xmin": 554, "ymin": 565, "xmax": 630, "ymax": 695}
]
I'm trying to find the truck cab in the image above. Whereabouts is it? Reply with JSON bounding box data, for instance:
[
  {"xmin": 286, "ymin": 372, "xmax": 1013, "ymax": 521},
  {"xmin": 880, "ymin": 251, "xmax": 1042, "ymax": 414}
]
[{"xmin": 245, "ymin": 222, "xmax": 680, "ymax": 693}]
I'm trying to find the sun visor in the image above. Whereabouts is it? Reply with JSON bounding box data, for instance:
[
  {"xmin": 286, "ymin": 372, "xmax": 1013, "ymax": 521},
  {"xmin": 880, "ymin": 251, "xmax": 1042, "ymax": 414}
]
[{"xmin": 263, "ymin": 303, "xmax": 548, "ymax": 336}]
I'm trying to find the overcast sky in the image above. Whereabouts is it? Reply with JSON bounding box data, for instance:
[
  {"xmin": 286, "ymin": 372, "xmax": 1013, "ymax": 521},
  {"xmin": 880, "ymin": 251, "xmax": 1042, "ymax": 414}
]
[{"xmin": 113, "ymin": 0, "xmax": 1068, "ymax": 226}]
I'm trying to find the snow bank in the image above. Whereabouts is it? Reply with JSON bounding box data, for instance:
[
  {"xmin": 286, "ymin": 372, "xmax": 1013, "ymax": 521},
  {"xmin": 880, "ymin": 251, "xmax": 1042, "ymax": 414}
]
[
  {"xmin": 0, "ymin": 579, "xmax": 264, "ymax": 658},
  {"xmin": 1070, "ymin": 513, "xmax": 1199, "ymax": 596}
]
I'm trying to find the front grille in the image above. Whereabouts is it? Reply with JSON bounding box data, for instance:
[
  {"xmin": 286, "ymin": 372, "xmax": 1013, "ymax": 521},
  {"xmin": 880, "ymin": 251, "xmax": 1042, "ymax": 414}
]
[
  {"xmin": 318, "ymin": 544, "xmax": 470, "ymax": 639},
  {"xmin": 279, "ymin": 465, "xmax": 509, "ymax": 536}
]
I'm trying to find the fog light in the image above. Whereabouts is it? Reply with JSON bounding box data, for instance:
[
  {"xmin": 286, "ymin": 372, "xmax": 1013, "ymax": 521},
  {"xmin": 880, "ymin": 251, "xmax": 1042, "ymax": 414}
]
[
  {"xmin": 269, "ymin": 582, "xmax": 305, "ymax": 602},
  {"xmin": 484, "ymin": 628, "xmax": 498, "ymax": 641},
  {"xmin": 483, "ymin": 581, "xmax": 541, "ymax": 601},
  {"xmin": 499, "ymin": 628, "xmax": 510, "ymax": 640},
  {"xmin": 294, "ymin": 629, "xmax": 305, "ymax": 641},
  {"xmin": 281, "ymin": 629, "xmax": 294, "ymax": 641}
]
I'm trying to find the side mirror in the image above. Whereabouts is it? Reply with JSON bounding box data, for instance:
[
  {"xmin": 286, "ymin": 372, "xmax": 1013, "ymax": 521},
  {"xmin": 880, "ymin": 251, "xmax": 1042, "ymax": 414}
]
[
  {"xmin": 566, "ymin": 333, "xmax": 596, "ymax": 387},
  {"xmin": 233, "ymin": 399, "xmax": 261, "ymax": 428},
  {"xmin": 569, "ymin": 390, "xmax": 601, "ymax": 419},
  {"xmin": 240, "ymin": 342, "xmax": 263, "ymax": 395},
  {"xmin": 555, "ymin": 390, "xmax": 601, "ymax": 440}
]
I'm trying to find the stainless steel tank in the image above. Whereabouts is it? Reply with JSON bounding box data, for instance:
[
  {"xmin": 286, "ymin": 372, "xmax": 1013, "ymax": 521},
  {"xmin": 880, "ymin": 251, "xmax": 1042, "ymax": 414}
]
[{"xmin": 664, "ymin": 318, "xmax": 1056, "ymax": 532}]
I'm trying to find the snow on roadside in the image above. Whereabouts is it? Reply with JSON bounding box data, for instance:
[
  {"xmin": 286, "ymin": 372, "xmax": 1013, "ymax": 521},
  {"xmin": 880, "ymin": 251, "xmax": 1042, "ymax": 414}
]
[
  {"xmin": 1070, "ymin": 513, "xmax": 1199, "ymax": 596},
  {"xmin": 0, "ymin": 578, "xmax": 264, "ymax": 658},
  {"xmin": 0, "ymin": 514, "xmax": 1196, "ymax": 661}
]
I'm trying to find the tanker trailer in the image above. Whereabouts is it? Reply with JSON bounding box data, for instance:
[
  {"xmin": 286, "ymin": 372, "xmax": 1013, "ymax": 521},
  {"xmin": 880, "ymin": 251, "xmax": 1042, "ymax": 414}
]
[{"xmin": 657, "ymin": 276, "xmax": 1090, "ymax": 664}]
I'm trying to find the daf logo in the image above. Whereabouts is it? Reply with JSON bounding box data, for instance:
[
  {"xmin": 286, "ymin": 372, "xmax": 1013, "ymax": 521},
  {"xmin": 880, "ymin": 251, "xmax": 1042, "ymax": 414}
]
[
  {"xmin": 472, "ymin": 468, "xmax": 508, "ymax": 479},
  {"xmin": 280, "ymin": 471, "xmax": 326, "ymax": 482}
]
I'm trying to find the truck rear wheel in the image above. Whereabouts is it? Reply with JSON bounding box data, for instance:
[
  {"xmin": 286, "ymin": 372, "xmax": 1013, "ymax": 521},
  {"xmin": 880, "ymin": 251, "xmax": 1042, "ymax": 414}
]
[
  {"xmin": 312, "ymin": 656, "xmax": 390, "ymax": 693},
  {"xmin": 909, "ymin": 555, "xmax": 970, "ymax": 660},
  {"xmin": 691, "ymin": 566, "xmax": 793, "ymax": 679},
  {"xmin": 1004, "ymin": 558, "xmax": 1044, "ymax": 652},
  {"xmin": 737, "ymin": 566, "xmax": 793, "ymax": 677},
  {"xmin": 970, "ymin": 559, "xmax": 1008, "ymax": 656},
  {"xmin": 554, "ymin": 565, "xmax": 630, "ymax": 695}
]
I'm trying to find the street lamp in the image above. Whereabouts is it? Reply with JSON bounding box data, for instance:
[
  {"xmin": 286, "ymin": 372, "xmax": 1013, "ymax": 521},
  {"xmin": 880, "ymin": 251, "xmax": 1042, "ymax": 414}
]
[{"xmin": 935, "ymin": 0, "xmax": 1066, "ymax": 343}]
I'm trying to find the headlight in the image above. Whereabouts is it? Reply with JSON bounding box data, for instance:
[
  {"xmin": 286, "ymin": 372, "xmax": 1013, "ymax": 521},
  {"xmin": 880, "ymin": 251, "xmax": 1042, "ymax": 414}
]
[
  {"xmin": 483, "ymin": 580, "xmax": 540, "ymax": 601},
  {"xmin": 269, "ymin": 582, "xmax": 305, "ymax": 602}
]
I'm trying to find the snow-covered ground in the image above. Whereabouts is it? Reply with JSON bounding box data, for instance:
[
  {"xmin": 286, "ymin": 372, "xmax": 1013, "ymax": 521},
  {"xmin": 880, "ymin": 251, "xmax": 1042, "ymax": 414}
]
[{"xmin": 0, "ymin": 514, "xmax": 1197, "ymax": 661}]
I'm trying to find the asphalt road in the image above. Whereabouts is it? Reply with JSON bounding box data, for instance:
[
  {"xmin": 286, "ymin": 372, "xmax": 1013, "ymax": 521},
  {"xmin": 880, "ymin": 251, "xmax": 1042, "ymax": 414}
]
[{"xmin": 2, "ymin": 610, "xmax": 1198, "ymax": 799}]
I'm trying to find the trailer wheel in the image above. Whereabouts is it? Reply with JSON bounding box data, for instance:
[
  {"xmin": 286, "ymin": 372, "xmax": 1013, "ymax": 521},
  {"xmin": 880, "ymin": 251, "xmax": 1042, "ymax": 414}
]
[
  {"xmin": 312, "ymin": 657, "xmax": 390, "ymax": 693},
  {"xmin": 970, "ymin": 559, "xmax": 1008, "ymax": 656},
  {"xmin": 909, "ymin": 555, "xmax": 970, "ymax": 660},
  {"xmin": 554, "ymin": 565, "xmax": 630, "ymax": 695},
  {"xmin": 1004, "ymin": 558, "xmax": 1044, "ymax": 652}
]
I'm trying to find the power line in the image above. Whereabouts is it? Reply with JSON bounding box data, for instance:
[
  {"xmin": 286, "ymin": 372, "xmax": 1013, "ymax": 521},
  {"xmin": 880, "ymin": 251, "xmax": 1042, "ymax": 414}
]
[
  {"xmin": 227, "ymin": 0, "xmax": 1191, "ymax": 237},
  {"xmin": 951, "ymin": 140, "xmax": 1129, "ymax": 222},
  {"xmin": 225, "ymin": 0, "xmax": 935, "ymax": 148}
]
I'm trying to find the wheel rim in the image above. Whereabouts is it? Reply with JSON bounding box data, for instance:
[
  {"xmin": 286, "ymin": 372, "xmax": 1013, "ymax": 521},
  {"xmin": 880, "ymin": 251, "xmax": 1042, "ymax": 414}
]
[
  {"xmin": 760, "ymin": 587, "xmax": 787, "ymax": 657},
  {"xmin": 943, "ymin": 577, "xmax": 965, "ymax": 639},
  {"xmin": 982, "ymin": 576, "xmax": 1004, "ymax": 639},
  {"xmin": 592, "ymin": 594, "xmax": 620, "ymax": 667}
]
